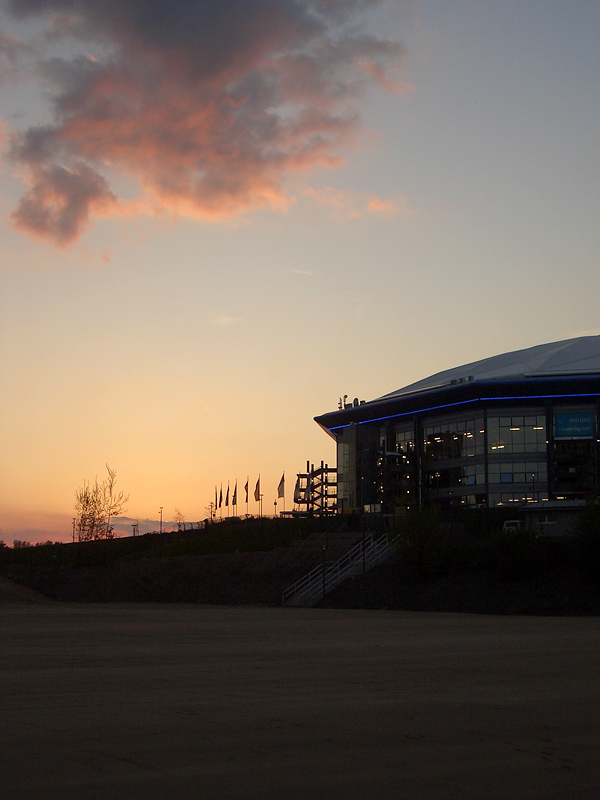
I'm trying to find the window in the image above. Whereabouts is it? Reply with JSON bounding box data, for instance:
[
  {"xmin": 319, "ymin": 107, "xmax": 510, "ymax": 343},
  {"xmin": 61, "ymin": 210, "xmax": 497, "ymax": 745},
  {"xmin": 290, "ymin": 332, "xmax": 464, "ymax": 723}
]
[
  {"xmin": 423, "ymin": 418, "xmax": 484, "ymax": 461},
  {"xmin": 393, "ymin": 425, "xmax": 414, "ymax": 454},
  {"xmin": 488, "ymin": 462, "xmax": 547, "ymax": 485},
  {"xmin": 461, "ymin": 463, "xmax": 485, "ymax": 486},
  {"xmin": 488, "ymin": 414, "xmax": 546, "ymax": 454}
]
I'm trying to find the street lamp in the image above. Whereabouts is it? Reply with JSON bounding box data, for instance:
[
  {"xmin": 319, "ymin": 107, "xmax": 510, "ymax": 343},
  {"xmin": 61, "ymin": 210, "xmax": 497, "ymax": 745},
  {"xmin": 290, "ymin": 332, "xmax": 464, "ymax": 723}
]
[{"xmin": 159, "ymin": 506, "xmax": 163, "ymax": 534}]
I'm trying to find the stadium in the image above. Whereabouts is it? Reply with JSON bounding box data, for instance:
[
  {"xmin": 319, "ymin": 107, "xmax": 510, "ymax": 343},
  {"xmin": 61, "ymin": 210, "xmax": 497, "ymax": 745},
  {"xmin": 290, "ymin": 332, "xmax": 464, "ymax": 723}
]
[{"xmin": 315, "ymin": 336, "xmax": 600, "ymax": 521}]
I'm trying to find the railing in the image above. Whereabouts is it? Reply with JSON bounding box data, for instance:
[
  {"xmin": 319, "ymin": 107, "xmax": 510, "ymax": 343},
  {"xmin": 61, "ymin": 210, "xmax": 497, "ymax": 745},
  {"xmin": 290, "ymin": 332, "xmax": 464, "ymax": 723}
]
[{"xmin": 281, "ymin": 532, "xmax": 395, "ymax": 607}]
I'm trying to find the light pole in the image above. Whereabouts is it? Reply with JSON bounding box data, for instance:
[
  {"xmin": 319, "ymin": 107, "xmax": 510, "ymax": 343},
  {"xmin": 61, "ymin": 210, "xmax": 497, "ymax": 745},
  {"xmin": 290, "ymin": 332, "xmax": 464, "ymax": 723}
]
[{"xmin": 159, "ymin": 506, "xmax": 163, "ymax": 534}]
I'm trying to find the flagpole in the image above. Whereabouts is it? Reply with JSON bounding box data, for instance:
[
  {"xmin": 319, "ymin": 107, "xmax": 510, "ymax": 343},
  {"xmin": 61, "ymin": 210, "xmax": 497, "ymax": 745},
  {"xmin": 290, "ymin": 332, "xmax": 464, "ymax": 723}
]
[
  {"xmin": 255, "ymin": 475, "xmax": 261, "ymax": 518},
  {"xmin": 277, "ymin": 472, "xmax": 285, "ymax": 516}
]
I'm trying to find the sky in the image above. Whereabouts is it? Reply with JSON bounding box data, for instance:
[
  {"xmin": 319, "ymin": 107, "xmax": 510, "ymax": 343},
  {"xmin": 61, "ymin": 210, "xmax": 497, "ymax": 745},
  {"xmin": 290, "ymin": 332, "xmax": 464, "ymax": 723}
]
[{"xmin": 1, "ymin": 0, "xmax": 599, "ymax": 543}]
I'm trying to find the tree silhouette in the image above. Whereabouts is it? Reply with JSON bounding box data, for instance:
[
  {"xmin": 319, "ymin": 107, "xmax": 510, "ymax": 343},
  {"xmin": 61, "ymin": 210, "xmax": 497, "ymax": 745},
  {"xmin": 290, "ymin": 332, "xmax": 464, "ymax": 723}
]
[{"xmin": 74, "ymin": 464, "xmax": 128, "ymax": 541}]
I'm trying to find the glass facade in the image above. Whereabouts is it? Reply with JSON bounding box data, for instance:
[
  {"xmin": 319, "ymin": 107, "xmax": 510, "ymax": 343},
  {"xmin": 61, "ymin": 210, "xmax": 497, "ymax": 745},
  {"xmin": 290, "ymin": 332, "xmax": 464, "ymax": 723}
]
[
  {"xmin": 376, "ymin": 423, "xmax": 416, "ymax": 511},
  {"xmin": 488, "ymin": 461, "xmax": 547, "ymax": 484},
  {"xmin": 486, "ymin": 410, "xmax": 549, "ymax": 507},
  {"xmin": 424, "ymin": 417, "xmax": 485, "ymax": 460},
  {"xmin": 421, "ymin": 415, "xmax": 486, "ymax": 508},
  {"xmin": 487, "ymin": 414, "xmax": 546, "ymax": 454},
  {"xmin": 336, "ymin": 425, "xmax": 357, "ymax": 512},
  {"xmin": 394, "ymin": 426, "xmax": 415, "ymax": 454},
  {"xmin": 334, "ymin": 399, "xmax": 600, "ymax": 514},
  {"xmin": 552, "ymin": 407, "xmax": 597, "ymax": 499}
]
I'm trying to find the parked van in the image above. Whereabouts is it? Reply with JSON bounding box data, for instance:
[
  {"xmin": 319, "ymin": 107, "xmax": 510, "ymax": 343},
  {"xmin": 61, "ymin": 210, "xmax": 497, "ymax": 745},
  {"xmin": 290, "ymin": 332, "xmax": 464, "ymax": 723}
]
[{"xmin": 502, "ymin": 520, "xmax": 523, "ymax": 534}]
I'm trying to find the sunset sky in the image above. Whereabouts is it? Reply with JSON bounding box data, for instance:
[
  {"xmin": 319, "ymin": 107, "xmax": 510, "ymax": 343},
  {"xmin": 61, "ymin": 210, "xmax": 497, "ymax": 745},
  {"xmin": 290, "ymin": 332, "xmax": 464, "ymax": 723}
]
[{"xmin": 1, "ymin": 0, "xmax": 599, "ymax": 542}]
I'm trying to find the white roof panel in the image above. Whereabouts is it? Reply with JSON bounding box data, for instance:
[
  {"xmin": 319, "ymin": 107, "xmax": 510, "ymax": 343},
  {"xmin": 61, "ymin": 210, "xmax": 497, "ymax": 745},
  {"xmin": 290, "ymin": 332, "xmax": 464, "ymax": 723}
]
[{"xmin": 376, "ymin": 336, "xmax": 600, "ymax": 402}]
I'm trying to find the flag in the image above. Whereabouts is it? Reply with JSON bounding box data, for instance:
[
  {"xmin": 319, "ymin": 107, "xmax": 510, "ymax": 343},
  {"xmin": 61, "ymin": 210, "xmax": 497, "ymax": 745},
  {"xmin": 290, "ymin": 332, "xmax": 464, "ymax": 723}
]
[
  {"xmin": 219, "ymin": 485, "xmax": 223, "ymax": 508},
  {"xmin": 225, "ymin": 484, "xmax": 229, "ymax": 507},
  {"xmin": 232, "ymin": 481, "xmax": 237, "ymax": 506},
  {"xmin": 254, "ymin": 476, "xmax": 260, "ymax": 501},
  {"xmin": 277, "ymin": 473, "xmax": 285, "ymax": 498},
  {"xmin": 244, "ymin": 479, "xmax": 249, "ymax": 503}
]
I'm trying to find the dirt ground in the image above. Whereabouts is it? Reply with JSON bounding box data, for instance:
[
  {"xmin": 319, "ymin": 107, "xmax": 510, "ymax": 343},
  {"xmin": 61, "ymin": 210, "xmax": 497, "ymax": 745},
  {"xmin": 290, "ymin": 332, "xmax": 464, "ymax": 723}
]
[
  {"xmin": 0, "ymin": 576, "xmax": 54, "ymax": 604},
  {"xmin": 1, "ymin": 595, "xmax": 600, "ymax": 799}
]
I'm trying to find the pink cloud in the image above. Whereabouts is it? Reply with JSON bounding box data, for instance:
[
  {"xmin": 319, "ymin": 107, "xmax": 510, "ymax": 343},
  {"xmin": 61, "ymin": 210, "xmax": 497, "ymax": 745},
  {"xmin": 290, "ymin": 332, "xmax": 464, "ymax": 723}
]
[
  {"xmin": 367, "ymin": 196, "xmax": 403, "ymax": 214},
  {"xmin": 0, "ymin": 510, "xmax": 75, "ymax": 544},
  {"xmin": 303, "ymin": 185, "xmax": 408, "ymax": 218},
  {"xmin": 3, "ymin": 0, "xmax": 407, "ymax": 246},
  {"xmin": 360, "ymin": 57, "xmax": 415, "ymax": 95},
  {"xmin": 11, "ymin": 161, "xmax": 117, "ymax": 246}
]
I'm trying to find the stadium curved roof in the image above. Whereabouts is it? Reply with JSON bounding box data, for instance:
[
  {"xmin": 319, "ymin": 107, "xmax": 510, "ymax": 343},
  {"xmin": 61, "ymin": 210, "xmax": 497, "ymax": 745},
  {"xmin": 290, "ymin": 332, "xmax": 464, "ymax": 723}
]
[{"xmin": 377, "ymin": 335, "xmax": 600, "ymax": 402}]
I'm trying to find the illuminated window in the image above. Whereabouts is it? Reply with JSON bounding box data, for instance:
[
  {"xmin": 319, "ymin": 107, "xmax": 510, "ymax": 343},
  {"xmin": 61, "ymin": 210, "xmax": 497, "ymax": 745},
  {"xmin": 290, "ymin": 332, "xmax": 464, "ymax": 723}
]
[{"xmin": 488, "ymin": 413, "xmax": 546, "ymax": 454}]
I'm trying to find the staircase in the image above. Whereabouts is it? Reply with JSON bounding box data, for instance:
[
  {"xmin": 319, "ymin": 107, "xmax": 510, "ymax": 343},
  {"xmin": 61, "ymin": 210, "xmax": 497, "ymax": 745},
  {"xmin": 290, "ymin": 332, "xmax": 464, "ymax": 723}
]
[{"xmin": 281, "ymin": 532, "xmax": 396, "ymax": 607}]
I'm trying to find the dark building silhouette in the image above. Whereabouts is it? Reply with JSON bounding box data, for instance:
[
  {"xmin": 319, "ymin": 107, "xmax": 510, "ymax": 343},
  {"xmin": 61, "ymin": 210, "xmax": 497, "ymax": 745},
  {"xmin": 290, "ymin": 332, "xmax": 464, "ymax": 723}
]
[{"xmin": 315, "ymin": 337, "xmax": 600, "ymax": 516}]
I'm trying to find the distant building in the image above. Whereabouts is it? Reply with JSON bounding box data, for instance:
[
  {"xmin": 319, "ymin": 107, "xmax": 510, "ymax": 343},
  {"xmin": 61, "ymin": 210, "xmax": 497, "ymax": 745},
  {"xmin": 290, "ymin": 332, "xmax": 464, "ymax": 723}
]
[{"xmin": 315, "ymin": 336, "xmax": 600, "ymax": 517}]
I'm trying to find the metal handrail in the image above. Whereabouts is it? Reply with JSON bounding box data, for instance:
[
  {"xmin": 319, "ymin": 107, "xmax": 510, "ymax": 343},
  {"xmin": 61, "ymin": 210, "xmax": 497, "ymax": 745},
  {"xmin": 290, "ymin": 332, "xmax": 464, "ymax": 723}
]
[
  {"xmin": 282, "ymin": 532, "xmax": 395, "ymax": 606},
  {"xmin": 281, "ymin": 535, "xmax": 374, "ymax": 605}
]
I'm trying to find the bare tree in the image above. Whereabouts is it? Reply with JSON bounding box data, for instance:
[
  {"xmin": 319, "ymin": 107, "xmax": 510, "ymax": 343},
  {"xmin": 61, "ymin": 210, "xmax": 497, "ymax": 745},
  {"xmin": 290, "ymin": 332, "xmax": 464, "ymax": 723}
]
[
  {"xmin": 103, "ymin": 465, "xmax": 128, "ymax": 536},
  {"xmin": 75, "ymin": 464, "xmax": 128, "ymax": 541},
  {"xmin": 174, "ymin": 508, "xmax": 185, "ymax": 531},
  {"xmin": 74, "ymin": 480, "xmax": 101, "ymax": 541}
]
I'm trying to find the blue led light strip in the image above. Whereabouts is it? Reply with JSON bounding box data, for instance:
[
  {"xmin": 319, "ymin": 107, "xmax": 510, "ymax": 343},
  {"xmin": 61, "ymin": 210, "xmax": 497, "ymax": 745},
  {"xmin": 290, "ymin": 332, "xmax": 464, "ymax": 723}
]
[{"xmin": 326, "ymin": 392, "xmax": 600, "ymax": 431}]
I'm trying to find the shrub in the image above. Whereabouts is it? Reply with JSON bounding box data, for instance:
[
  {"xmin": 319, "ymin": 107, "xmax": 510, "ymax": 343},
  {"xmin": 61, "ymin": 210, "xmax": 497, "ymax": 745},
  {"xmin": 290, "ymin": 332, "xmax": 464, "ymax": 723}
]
[
  {"xmin": 394, "ymin": 509, "xmax": 486, "ymax": 581},
  {"xmin": 570, "ymin": 501, "xmax": 600, "ymax": 583}
]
